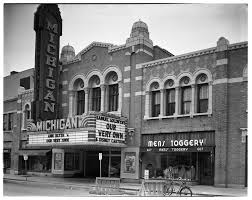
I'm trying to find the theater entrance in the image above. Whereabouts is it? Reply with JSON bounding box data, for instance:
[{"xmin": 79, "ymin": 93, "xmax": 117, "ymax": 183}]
[{"xmin": 85, "ymin": 151, "xmax": 121, "ymax": 178}]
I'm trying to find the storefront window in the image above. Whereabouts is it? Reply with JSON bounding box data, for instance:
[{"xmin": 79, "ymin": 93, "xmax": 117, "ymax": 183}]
[
  {"xmin": 21, "ymin": 155, "xmax": 52, "ymax": 172},
  {"xmin": 64, "ymin": 152, "xmax": 80, "ymax": 171},
  {"xmin": 161, "ymin": 152, "xmax": 197, "ymax": 180},
  {"xmin": 4, "ymin": 152, "xmax": 11, "ymax": 169}
]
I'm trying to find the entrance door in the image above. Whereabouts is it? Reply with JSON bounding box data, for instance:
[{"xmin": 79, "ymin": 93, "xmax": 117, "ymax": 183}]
[
  {"xmin": 85, "ymin": 151, "xmax": 109, "ymax": 177},
  {"xmin": 198, "ymin": 152, "xmax": 214, "ymax": 185}
]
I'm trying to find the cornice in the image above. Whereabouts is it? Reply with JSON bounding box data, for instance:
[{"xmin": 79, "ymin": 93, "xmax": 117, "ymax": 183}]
[
  {"xmin": 141, "ymin": 41, "xmax": 248, "ymax": 68},
  {"xmin": 108, "ymin": 44, "xmax": 127, "ymax": 53},
  {"xmin": 142, "ymin": 47, "xmax": 216, "ymax": 68},
  {"xmin": 65, "ymin": 41, "xmax": 115, "ymax": 65},
  {"xmin": 228, "ymin": 41, "xmax": 248, "ymax": 50}
]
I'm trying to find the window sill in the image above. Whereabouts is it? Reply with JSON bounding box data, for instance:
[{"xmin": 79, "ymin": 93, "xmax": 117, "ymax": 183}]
[
  {"xmin": 193, "ymin": 112, "xmax": 212, "ymax": 117},
  {"xmin": 144, "ymin": 112, "xmax": 212, "ymax": 120},
  {"xmin": 107, "ymin": 111, "xmax": 122, "ymax": 117},
  {"xmin": 3, "ymin": 130, "xmax": 13, "ymax": 133}
]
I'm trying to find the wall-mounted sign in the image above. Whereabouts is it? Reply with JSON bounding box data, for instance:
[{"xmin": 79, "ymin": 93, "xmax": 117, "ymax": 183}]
[
  {"xmin": 96, "ymin": 115, "xmax": 127, "ymax": 144},
  {"xmin": 124, "ymin": 152, "xmax": 136, "ymax": 173},
  {"xmin": 147, "ymin": 139, "xmax": 205, "ymax": 147},
  {"xmin": 27, "ymin": 113, "xmax": 127, "ymax": 147},
  {"xmin": 142, "ymin": 132, "xmax": 215, "ymax": 148},
  {"xmin": 54, "ymin": 152, "xmax": 63, "ymax": 170},
  {"xmin": 141, "ymin": 146, "xmax": 214, "ymax": 153},
  {"xmin": 28, "ymin": 130, "xmax": 90, "ymax": 145},
  {"xmin": 33, "ymin": 4, "xmax": 62, "ymax": 121},
  {"xmin": 26, "ymin": 115, "xmax": 94, "ymax": 132}
]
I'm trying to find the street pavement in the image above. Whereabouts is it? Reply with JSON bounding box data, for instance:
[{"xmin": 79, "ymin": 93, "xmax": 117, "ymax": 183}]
[{"xmin": 3, "ymin": 173, "xmax": 248, "ymax": 197}]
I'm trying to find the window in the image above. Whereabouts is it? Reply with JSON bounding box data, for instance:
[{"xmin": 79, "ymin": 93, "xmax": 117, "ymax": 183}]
[
  {"xmin": 108, "ymin": 84, "xmax": 118, "ymax": 111},
  {"xmin": 181, "ymin": 87, "xmax": 191, "ymax": 114},
  {"xmin": 3, "ymin": 114, "xmax": 8, "ymax": 131},
  {"xmin": 152, "ymin": 91, "xmax": 160, "ymax": 117},
  {"xmin": 20, "ymin": 77, "xmax": 30, "ymax": 90},
  {"xmin": 92, "ymin": 87, "xmax": 101, "ymax": 111},
  {"xmin": 77, "ymin": 90, "xmax": 85, "ymax": 115},
  {"xmin": 197, "ymin": 84, "xmax": 208, "ymax": 113},
  {"xmin": 166, "ymin": 89, "xmax": 175, "ymax": 116},
  {"xmin": 3, "ymin": 113, "xmax": 14, "ymax": 131},
  {"xmin": 64, "ymin": 152, "xmax": 80, "ymax": 171},
  {"xmin": 23, "ymin": 104, "xmax": 31, "ymax": 129}
]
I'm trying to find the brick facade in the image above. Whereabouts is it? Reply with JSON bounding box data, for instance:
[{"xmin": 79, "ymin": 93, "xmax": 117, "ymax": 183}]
[{"xmin": 3, "ymin": 18, "xmax": 247, "ymax": 187}]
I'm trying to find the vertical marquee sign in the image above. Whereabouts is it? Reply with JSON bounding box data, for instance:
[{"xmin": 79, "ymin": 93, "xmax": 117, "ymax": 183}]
[{"xmin": 33, "ymin": 4, "xmax": 62, "ymax": 121}]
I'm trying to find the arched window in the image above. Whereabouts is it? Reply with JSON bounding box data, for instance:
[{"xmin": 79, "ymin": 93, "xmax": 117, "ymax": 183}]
[
  {"xmin": 180, "ymin": 77, "xmax": 191, "ymax": 115},
  {"xmin": 150, "ymin": 82, "xmax": 160, "ymax": 117},
  {"xmin": 73, "ymin": 78, "xmax": 85, "ymax": 115},
  {"xmin": 164, "ymin": 79, "xmax": 175, "ymax": 116},
  {"xmin": 89, "ymin": 75, "xmax": 101, "ymax": 111},
  {"xmin": 196, "ymin": 74, "xmax": 209, "ymax": 113},
  {"xmin": 23, "ymin": 104, "xmax": 31, "ymax": 130},
  {"xmin": 105, "ymin": 71, "xmax": 119, "ymax": 112}
]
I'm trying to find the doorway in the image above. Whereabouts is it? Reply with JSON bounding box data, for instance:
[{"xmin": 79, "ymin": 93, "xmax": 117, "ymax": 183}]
[
  {"xmin": 198, "ymin": 152, "xmax": 214, "ymax": 185},
  {"xmin": 85, "ymin": 151, "xmax": 121, "ymax": 178}
]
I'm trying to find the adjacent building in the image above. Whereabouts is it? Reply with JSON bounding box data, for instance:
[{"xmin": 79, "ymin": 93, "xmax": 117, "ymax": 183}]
[{"xmin": 3, "ymin": 4, "xmax": 247, "ymax": 188}]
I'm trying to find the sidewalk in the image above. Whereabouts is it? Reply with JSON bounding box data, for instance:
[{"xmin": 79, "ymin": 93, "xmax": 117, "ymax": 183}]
[{"xmin": 3, "ymin": 173, "xmax": 247, "ymax": 196}]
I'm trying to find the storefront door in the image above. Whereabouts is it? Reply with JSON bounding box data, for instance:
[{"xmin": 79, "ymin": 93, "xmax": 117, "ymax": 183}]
[{"xmin": 198, "ymin": 152, "xmax": 214, "ymax": 185}]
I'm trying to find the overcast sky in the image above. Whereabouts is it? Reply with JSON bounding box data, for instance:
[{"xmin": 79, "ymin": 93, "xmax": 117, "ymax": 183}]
[{"xmin": 3, "ymin": 3, "xmax": 248, "ymax": 76}]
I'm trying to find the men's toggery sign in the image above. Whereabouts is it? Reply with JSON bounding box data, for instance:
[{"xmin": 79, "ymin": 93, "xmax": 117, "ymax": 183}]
[
  {"xmin": 147, "ymin": 139, "xmax": 205, "ymax": 147},
  {"xmin": 142, "ymin": 132, "xmax": 215, "ymax": 148}
]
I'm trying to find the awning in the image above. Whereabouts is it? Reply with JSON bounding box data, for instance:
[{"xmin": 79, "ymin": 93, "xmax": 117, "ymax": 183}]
[{"xmin": 19, "ymin": 150, "xmax": 51, "ymax": 156}]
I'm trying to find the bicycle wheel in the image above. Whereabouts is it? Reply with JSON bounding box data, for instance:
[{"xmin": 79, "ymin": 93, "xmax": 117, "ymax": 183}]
[
  {"xmin": 179, "ymin": 186, "xmax": 192, "ymax": 196},
  {"xmin": 166, "ymin": 185, "xmax": 174, "ymax": 196}
]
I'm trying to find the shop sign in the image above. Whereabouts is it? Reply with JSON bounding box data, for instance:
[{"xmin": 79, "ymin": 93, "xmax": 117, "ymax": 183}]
[
  {"xmin": 27, "ymin": 116, "xmax": 87, "ymax": 132},
  {"xmin": 96, "ymin": 115, "xmax": 126, "ymax": 144},
  {"xmin": 148, "ymin": 139, "xmax": 205, "ymax": 147},
  {"xmin": 141, "ymin": 146, "xmax": 214, "ymax": 153},
  {"xmin": 142, "ymin": 132, "xmax": 215, "ymax": 148},
  {"xmin": 28, "ymin": 131, "xmax": 89, "ymax": 145}
]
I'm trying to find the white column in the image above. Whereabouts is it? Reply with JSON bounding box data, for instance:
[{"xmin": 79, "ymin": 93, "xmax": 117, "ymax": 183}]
[
  {"xmin": 118, "ymin": 81, "xmax": 123, "ymax": 113},
  {"xmin": 190, "ymin": 84, "xmax": 195, "ymax": 117},
  {"xmin": 68, "ymin": 90, "xmax": 75, "ymax": 117},
  {"xmin": 100, "ymin": 84, "xmax": 106, "ymax": 112},
  {"xmin": 159, "ymin": 89, "xmax": 165, "ymax": 117},
  {"xmin": 144, "ymin": 91, "xmax": 150, "ymax": 119},
  {"xmin": 208, "ymin": 81, "xmax": 213, "ymax": 114},
  {"xmin": 84, "ymin": 88, "xmax": 89, "ymax": 114},
  {"xmin": 174, "ymin": 87, "xmax": 179, "ymax": 117}
]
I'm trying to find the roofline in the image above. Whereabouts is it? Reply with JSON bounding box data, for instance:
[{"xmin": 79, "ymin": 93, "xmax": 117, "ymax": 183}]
[
  {"xmin": 4, "ymin": 68, "xmax": 34, "ymax": 79},
  {"xmin": 64, "ymin": 41, "xmax": 116, "ymax": 65},
  {"xmin": 139, "ymin": 41, "xmax": 247, "ymax": 68}
]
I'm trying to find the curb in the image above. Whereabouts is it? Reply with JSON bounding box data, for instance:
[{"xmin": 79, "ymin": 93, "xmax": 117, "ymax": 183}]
[{"xmin": 3, "ymin": 177, "xmax": 239, "ymax": 197}]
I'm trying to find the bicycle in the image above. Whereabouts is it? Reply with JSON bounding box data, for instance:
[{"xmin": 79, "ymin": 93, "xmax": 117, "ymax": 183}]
[{"xmin": 163, "ymin": 178, "xmax": 192, "ymax": 196}]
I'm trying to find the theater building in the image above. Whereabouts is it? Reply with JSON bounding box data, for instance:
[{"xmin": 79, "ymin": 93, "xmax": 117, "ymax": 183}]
[{"xmin": 3, "ymin": 4, "xmax": 247, "ymax": 187}]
